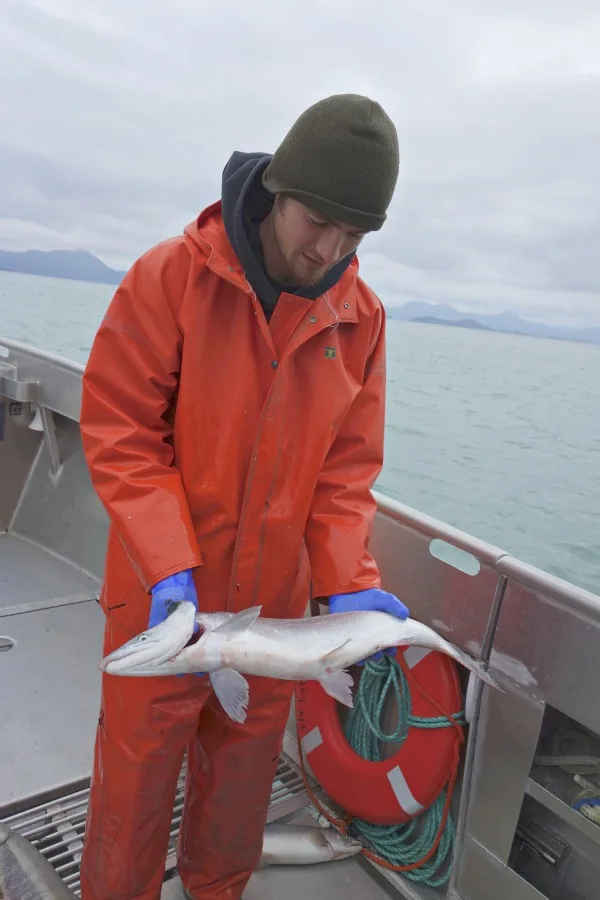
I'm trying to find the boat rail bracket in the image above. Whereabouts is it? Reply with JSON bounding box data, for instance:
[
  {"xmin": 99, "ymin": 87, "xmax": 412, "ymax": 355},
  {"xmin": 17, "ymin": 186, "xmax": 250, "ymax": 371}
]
[
  {"xmin": 0, "ymin": 363, "xmax": 41, "ymax": 404},
  {"xmin": 30, "ymin": 402, "xmax": 62, "ymax": 477}
]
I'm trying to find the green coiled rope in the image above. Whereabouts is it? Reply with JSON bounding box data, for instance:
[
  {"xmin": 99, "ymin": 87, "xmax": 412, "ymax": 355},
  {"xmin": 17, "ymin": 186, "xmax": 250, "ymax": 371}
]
[{"xmin": 343, "ymin": 655, "xmax": 465, "ymax": 887}]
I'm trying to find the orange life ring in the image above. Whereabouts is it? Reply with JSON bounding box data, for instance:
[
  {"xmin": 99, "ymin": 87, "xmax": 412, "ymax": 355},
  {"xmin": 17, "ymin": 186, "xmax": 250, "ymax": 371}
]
[{"xmin": 295, "ymin": 645, "xmax": 463, "ymax": 826}]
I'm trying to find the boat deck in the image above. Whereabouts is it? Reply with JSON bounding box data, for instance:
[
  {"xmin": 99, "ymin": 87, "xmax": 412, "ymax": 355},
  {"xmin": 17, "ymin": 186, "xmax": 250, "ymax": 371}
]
[
  {"xmin": 0, "ymin": 531, "xmax": 103, "ymax": 816},
  {"xmin": 0, "ymin": 532, "xmax": 99, "ymax": 616}
]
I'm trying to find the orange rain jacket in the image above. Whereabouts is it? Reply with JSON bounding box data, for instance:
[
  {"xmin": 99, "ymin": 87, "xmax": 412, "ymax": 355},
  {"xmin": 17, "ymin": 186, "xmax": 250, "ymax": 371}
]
[{"xmin": 80, "ymin": 200, "xmax": 386, "ymax": 630}]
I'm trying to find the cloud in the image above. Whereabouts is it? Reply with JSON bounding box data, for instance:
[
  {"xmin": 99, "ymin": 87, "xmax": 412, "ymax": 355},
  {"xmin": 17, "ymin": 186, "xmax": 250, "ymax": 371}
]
[{"xmin": 1, "ymin": 0, "xmax": 599, "ymax": 325}]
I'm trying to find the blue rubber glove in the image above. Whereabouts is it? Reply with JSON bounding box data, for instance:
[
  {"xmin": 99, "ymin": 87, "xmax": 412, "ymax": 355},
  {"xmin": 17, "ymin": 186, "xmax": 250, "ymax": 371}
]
[
  {"xmin": 150, "ymin": 569, "xmax": 204, "ymax": 677},
  {"xmin": 149, "ymin": 569, "xmax": 198, "ymax": 627},
  {"xmin": 329, "ymin": 587, "xmax": 409, "ymax": 665}
]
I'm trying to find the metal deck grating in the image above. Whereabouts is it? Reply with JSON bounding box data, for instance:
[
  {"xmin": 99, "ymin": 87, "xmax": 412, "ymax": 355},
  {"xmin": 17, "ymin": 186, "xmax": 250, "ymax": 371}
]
[{"xmin": 1, "ymin": 754, "xmax": 309, "ymax": 896}]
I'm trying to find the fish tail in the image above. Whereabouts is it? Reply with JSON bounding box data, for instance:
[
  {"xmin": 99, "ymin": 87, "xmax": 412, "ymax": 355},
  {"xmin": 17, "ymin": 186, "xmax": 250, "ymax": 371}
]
[{"xmin": 444, "ymin": 643, "xmax": 500, "ymax": 690}]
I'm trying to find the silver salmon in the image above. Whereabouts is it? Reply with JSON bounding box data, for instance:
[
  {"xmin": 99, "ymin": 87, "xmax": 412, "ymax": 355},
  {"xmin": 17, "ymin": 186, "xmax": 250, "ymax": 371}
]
[
  {"xmin": 100, "ymin": 601, "xmax": 498, "ymax": 723},
  {"xmin": 0, "ymin": 821, "xmax": 75, "ymax": 899},
  {"xmin": 259, "ymin": 823, "xmax": 362, "ymax": 867}
]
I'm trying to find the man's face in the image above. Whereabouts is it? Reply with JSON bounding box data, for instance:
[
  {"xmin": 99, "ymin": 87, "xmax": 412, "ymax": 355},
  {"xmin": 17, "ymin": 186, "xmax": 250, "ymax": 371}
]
[{"xmin": 270, "ymin": 196, "xmax": 366, "ymax": 286}]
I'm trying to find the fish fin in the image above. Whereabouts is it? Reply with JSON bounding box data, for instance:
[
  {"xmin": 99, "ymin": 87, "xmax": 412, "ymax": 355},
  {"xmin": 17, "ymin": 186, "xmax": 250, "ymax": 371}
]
[
  {"xmin": 210, "ymin": 667, "xmax": 250, "ymax": 723},
  {"xmin": 213, "ymin": 606, "xmax": 262, "ymax": 636},
  {"xmin": 319, "ymin": 670, "xmax": 354, "ymax": 708},
  {"xmin": 447, "ymin": 645, "xmax": 501, "ymax": 691},
  {"xmin": 321, "ymin": 638, "xmax": 352, "ymax": 665}
]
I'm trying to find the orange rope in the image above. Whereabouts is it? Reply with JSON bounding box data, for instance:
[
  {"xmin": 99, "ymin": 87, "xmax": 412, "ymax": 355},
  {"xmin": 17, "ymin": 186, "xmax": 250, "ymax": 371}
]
[{"xmin": 295, "ymin": 654, "xmax": 465, "ymax": 873}]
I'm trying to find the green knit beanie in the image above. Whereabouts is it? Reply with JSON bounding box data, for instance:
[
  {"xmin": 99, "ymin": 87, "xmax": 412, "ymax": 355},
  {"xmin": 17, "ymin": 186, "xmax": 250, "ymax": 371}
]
[{"xmin": 262, "ymin": 93, "xmax": 399, "ymax": 232}]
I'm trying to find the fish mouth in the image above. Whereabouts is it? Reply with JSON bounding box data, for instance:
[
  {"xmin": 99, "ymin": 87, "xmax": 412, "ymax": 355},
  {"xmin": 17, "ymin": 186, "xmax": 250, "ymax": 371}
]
[
  {"xmin": 100, "ymin": 637, "xmax": 167, "ymax": 672},
  {"xmin": 100, "ymin": 625, "xmax": 205, "ymax": 674}
]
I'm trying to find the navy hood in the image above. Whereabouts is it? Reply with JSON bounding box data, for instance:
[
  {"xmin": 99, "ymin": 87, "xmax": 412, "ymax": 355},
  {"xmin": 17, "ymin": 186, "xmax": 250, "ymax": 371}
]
[{"xmin": 221, "ymin": 151, "xmax": 355, "ymax": 320}]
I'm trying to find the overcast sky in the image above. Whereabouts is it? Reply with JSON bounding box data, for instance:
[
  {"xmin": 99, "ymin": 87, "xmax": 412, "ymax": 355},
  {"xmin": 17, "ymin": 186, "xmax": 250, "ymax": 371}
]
[{"xmin": 1, "ymin": 0, "xmax": 599, "ymax": 326}]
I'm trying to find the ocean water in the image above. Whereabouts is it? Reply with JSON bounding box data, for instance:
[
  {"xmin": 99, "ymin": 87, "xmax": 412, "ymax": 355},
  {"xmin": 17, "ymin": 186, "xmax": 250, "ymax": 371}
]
[{"xmin": 1, "ymin": 269, "xmax": 598, "ymax": 594}]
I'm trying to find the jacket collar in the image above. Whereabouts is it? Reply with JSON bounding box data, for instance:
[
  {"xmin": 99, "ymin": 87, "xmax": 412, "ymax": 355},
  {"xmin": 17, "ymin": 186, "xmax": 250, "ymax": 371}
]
[{"xmin": 184, "ymin": 202, "xmax": 360, "ymax": 324}]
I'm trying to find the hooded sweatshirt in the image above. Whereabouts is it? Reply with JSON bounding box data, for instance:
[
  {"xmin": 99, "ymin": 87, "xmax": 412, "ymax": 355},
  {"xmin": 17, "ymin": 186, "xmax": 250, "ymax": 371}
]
[{"xmin": 221, "ymin": 151, "xmax": 356, "ymax": 321}]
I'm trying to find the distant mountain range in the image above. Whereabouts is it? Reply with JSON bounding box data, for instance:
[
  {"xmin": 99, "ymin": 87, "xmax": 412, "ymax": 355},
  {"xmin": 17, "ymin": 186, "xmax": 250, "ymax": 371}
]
[
  {"xmin": 0, "ymin": 249, "xmax": 126, "ymax": 285},
  {"xmin": 412, "ymin": 315, "xmax": 491, "ymax": 332},
  {"xmin": 387, "ymin": 301, "xmax": 600, "ymax": 346},
  {"xmin": 1, "ymin": 249, "xmax": 598, "ymax": 346}
]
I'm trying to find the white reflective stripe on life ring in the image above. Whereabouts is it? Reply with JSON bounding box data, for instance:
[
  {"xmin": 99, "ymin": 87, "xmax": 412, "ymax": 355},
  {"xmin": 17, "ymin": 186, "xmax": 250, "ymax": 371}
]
[
  {"xmin": 301, "ymin": 726, "xmax": 323, "ymax": 754},
  {"xmin": 387, "ymin": 765, "xmax": 425, "ymax": 816},
  {"xmin": 403, "ymin": 646, "xmax": 432, "ymax": 669}
]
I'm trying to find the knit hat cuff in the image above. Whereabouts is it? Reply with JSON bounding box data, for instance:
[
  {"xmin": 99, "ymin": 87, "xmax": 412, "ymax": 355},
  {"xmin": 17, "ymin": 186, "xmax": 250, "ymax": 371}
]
[{"xmin": 262, "ymin": 175, "xmax": 386, "ymax": 232}]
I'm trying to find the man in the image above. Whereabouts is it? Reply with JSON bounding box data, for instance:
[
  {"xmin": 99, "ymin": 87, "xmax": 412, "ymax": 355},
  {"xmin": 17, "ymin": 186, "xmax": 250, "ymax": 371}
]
[{"xmin": 78, "ymin": 93, "xmax": 409, "ymax": 900}]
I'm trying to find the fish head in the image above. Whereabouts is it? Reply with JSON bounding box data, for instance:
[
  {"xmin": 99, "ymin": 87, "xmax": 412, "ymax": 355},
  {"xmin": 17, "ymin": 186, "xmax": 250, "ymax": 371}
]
[
  {"xmin": 141, "ymin": 613, "xmax": 230, "ymax": 674},
  {"xmin": 99, "ymin": 600, "xmax": 197, "ymax": 674},
  {"xmin": 100, "ymin": 611, "xmax": 229, "ymax": 676},
  {"xmin": 320, "ymin": 827, "xmax": 362, "ymax": 858}
]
